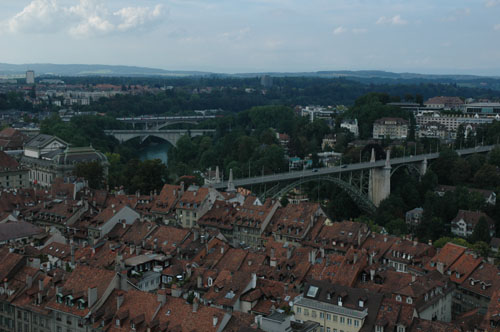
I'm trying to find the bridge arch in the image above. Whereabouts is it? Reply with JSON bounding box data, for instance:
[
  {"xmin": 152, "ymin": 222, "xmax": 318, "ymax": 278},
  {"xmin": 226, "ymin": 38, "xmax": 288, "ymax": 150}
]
[
  {"xmin": 155, "ymin": 121, "xmax": 200, "ymax": 129},
  {"xmin": 263, "ymin": 175, "xmax": 376, "ymax": 215},
  {"xmin": 390, "ymin": 163, "xmax": 422, "ymax": 177}
]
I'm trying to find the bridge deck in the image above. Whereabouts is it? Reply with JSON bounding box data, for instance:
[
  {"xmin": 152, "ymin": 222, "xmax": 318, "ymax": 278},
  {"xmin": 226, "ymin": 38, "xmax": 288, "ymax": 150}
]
[{"xmin": 211, "ymin": 145, "xmax": 494, "ymax": 189}]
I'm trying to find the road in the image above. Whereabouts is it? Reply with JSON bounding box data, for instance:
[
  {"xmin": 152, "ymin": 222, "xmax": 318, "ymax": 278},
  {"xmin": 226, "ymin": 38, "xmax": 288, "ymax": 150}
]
[{"xmin": 211, "ymin": 145, "xmax": 494, "ymax": 189}]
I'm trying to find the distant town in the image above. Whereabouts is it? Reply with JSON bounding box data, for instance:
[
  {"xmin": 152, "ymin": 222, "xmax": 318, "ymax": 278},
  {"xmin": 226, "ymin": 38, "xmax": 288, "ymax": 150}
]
[{"xmin": 1, "ymin": 70, "xmax": 500, "ymax": 332}]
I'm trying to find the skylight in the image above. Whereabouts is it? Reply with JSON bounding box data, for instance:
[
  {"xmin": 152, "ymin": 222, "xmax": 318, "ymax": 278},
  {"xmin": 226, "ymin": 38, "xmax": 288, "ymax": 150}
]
[{"xmin": 306, "ymin": 285, "xmax": 319, "ymax": 297}]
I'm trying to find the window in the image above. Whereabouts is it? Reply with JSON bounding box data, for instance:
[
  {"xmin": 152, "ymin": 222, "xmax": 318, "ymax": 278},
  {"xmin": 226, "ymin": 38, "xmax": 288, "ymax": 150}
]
[
  {"xmin": 340, "ymin": 316, "xmax": 345, "ymax": 324},
  {"xmin": 333, "ymin": 315, "xmax": 338, "ymax": 322},
  {"xmin": 312, "ymin": 310, "xmax": 316, "ymax": 318},
  {"xmin": 296, "ymin": 307, "xmax": 302, "ymax": 313},
  {"xmin": 347, "ymin": 318, "xmax": 352, "ymax": 326},
  {"xmin": 304, "ymin": 309, "xmax": 309, "ymax": 316},
  {"xmin": 326, "ymin": 313, "xmax": 331, "ymax": 320},
  {"xmin": 354, "ymin": 320, "xmax": 360, "ymax": 327},
  {"xmin": 320, "ymin": 312, "xmax": 324, "ymax": 319}
]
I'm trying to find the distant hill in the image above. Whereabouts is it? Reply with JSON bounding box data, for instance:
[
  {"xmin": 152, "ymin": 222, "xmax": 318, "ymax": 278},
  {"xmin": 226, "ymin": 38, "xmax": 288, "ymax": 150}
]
[
  {"xmin": 0, "ymin": 63, "xmax": 211, "ymax": 77},
  {"xmin": 1, "ymin": 63, "xmax": 500, "ymax": 87}
]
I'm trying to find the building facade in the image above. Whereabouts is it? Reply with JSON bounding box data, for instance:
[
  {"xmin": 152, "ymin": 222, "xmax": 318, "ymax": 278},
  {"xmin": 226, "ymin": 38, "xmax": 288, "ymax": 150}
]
[{"xmin": 372, "ymin": 118, "xmax": 408, "ymax": 139}]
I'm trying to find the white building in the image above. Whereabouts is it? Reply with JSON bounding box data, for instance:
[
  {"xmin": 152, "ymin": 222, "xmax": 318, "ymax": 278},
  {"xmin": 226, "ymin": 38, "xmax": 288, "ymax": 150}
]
[
  {"xmin": 372, "ymin": 117, "xmax": 408, "ymax": 139},
  {"xmin": 340, "ymin": 119, "xmax": 359, "ymax": 137},
  {"xmin": 26, "ymin": 70, "xmax": 35, "ymax": 84}
]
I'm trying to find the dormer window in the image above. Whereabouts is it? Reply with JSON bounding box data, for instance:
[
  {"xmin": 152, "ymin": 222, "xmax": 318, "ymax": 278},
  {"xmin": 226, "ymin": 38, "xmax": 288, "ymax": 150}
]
[
  {"xmin": 456, "ymin": 272, "xmax": 461, "ymax": 278},
  {"xmin": 338, "ymin": 297, "xmax": 343, "ymax": 306},
  {"xmin": 396, "ymin": 295, "xmax": 402, "ymax": 302},
  {"xmin": 116, "ymin": 319, "xmax": 120, "ymax": 327},
  {"xmin": 359, "ymin": 299, "xmax": 364, "ymax": 307},
  {"xmin": 78, "ymin": 299, "xmax": 85, "ymax": 310},
  {"xmin": 470, "ymin": 279, "xmax": 475, "ymax": 286},
  {"xmin": 406, "ymin": 297, "xmax": 413, "ymax": 304},
  {"xmin": 208, "ymin": 278, "xmax": 213, "ymax": 287},
  {"xmin": 56, "ymin": 293, "xmax": 63, "ymax": 304}
]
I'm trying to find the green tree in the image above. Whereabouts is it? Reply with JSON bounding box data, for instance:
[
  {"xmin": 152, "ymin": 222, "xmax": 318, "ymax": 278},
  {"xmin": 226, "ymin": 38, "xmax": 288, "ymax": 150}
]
[
  {"xmin": 74, "ymin": 161, "xmax": 104, "ymax": 189},
  {"xmin": 489, "ymin": 146, "xmax": 500, "ymax": 168},
  {"xmin": 472, "ymin": 241, "xmax": 490, "ymax": 258},
  {"xmin": 470, "ymin": 217, "xmax": 492, "ymax": 243},
  {"xmin": 474, "ymin": 164, "xmax": 500, "ymax": 189},
  {"xmin": 433, "ymin": 237, "xmax": 470, "ymax": 249}
]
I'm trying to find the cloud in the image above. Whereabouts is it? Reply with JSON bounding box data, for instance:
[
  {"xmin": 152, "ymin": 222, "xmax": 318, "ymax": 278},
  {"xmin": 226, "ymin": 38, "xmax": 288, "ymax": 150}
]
[
  {"xmin": 376, "ymin": 15, "xmax": 407, "ymax": 25},
  {"xmin": 486, "ymin": 0, "xmax": 500, "ymax": 7},
  {"xmin": 3, "ymin": 0, "xmax": 165, "ymax": 37},
  {"xmin": 114, "ymin": 5, "xmax": 163, "ymax": 32},
  {"xmin": 333, "ymin": 26, "xmax": 347, "ymax": 35},
  {"xmin": 442, "ymin": 8, "xmax": 471, "ymax": 22},
  {"xmin": 352, "ymin": 28, "xmax": 367, "ymax": 34},
  {"xmin": 5, "ymin": 0, "xmax": 66, "ymax": 33},
  {"xmin": 219, "ymin": 27, "xmax": 251, "ymax": 41},
  {"xmin": 495, "ymin": 23, "xmax": 500, "ymax": 30}
]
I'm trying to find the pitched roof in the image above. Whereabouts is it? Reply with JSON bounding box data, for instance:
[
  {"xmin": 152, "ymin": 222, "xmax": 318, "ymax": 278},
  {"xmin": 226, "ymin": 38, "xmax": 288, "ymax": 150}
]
[
  {"xmin": 0, "ymin": 151, "xmax": 21, "ymax": 171},
  {"xmin": 0, "ymin": 221, "xmax": 44, "ymax": 242},
  {"xmin": 25, "ymin": 134, "xmax": 67, "ymax": 149},
  {"xmin": 452, "ymin": 210, "xmax": 495, "ymax": 227},
  {"xmin": 425, "ymin": 242, "xmax": 466, "ymax": 272}
]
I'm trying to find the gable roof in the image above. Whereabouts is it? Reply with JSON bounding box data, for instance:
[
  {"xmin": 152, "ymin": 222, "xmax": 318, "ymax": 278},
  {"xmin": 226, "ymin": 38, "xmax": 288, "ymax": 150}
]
[{"xmin": 25, "ymin": 134, "xmax": 67, "ymax": 149}]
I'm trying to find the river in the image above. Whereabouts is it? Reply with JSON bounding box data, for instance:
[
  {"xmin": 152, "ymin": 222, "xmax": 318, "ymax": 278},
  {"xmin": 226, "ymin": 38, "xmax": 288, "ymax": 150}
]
[{"xmin": 139, "ymin": 141, "xmax": 170, "ymax": 164}]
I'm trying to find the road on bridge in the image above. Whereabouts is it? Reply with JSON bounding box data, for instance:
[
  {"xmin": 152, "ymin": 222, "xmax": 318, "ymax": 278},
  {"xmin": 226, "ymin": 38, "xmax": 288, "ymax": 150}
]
[{"xmin": 211, "ymin": 145, "xmax": 495, "ymax": 189}]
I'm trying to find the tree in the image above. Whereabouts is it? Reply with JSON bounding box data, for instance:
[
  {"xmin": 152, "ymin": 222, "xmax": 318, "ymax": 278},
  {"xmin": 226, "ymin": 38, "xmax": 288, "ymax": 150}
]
[
  {"xmin": 433, "ymin": 237, "xmax": 470, "ymax": 249},
  {"xmin": 489, "ymin": 146, "xmax": 500, "ymax": 168},
  {"xmin": 124, "ymin": 159, "xmax": 169, "ymax": 194},
  {"xmin": 74, "ymin": 161, "xmax": 104, "ymax": 189},
  {"xmin": 470, "ymin": 217, "xmax": 491, "ymax": 243},
  {"xmin": 474, "ymin": 164, "xmax": 500, "ymax": 189},
  {"xmin": 472, "ymin": 241, "xmax": 490, "ymax": 258}
]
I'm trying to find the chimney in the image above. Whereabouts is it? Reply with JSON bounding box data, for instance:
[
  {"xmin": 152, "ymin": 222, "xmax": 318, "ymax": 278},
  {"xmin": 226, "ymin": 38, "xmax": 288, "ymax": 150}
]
[
  {"xmin": 186, "ymin": 264, "xmax": 192, "ymax": 279},
  {"xmin": 436, "ymin": 262, "xmax": 444, "ymax": 274},
  {"xmin": 37, "ymin": 292, "xmax": 42, "ymax": 305},
  {"xmin": 26, "ymin": 275, "xmax": 33, "ymax": 288},
  {"xmin": 286, "ymin": 246, "xmax": 293, "ymax": 259},
  {"xmin": 197, "ymin": 275, "xmax": 202, "ymax": 289},
  {"xmin": 370, "ymin": 269, "xmax": 375, "ymax": 281},
  {"xmin": 220, "ymin": 246, "xmax": 224, "ymax": 254},
  {"xmin": 353, "ymin": 252, "xmax": 358, "ymax": 264},
  {"xmin": 319, "ymin": 247, "xmax": 325, "ymax": 258},
  {"xmin": 193, "ymin": 230, "xmax": 199, "ymax": 241},
  {"xmin": 251, "ymin": 273, "xmax": 257, "ymax": 289},
  {"xmin": 38, "ymin": 279, "xmax": 44, "ymax": 291},
  {"xmin": 309, "ymin": 249, "xmax": 317, "ymax": 264},
  {"xmin": 120, "ymin": 270, "xmax": 129, "ymax": 291},
  {"xmin": 270, "ymin": 248, "xmax": 275, "ymax": 259},
  {"xmin": 71, "ymin": 244, "xmax": 76, "ymax": 266},
  {"xmin": 88, "ymin": 287, "xmax": 98, "ymax": 308},
  {"xmin": 192, "ymin": 297, "xmax": 199, "ymax": 313},
  {"xmin": 157, "ymin": 291, "xmax": 166, "ymax": 305},
  {"xmin": 116, "ymin": 294, "xmax": 124, "ymax": 310},
  {"xmin": 213, "ymin": 315, "xmax": 218, "ymax": 327},
  {"xmin": 383, "ymin": 236, "xmax": 387, "ymax": 243},
  {"xmin": 411, "ymin": 275, "xmax": 416, "ymax": 283}
]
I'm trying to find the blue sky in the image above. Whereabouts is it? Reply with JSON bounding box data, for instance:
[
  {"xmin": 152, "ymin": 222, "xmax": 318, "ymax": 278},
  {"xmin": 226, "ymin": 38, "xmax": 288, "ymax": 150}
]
[{"xmin": 1, "ymin": 0, "xmax": 500, "ymax": 74}]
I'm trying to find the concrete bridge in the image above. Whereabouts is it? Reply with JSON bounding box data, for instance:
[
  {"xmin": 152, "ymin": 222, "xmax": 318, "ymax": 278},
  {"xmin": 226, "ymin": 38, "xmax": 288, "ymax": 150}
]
[
  {"xmin": 210, "ymin": 145, "xmax": 495, "ymax": 214},
  {"xmin": 104, "ymin": 129, "xmax": 216, "ymax": 146},
  {"xmin": 116, "ymin": 115, "xmax": 216, "ymax": 130}
]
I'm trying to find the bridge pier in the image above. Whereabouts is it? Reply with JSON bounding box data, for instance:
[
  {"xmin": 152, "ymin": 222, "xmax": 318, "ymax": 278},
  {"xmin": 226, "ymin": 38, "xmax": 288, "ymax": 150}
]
[
  {"xmin": 420, "ymin": 157, "xmax": 428, "ymax": 176},
  {"xmin": 369, "ymin": 150, "xmax": 391, "ymax": 207}
]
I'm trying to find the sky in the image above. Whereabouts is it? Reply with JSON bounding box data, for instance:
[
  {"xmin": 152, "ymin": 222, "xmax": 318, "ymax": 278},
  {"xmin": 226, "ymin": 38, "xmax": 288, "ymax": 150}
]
[{"xmin": 1, "ymin": 0, "xmax": 500, "ymax": 75}]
